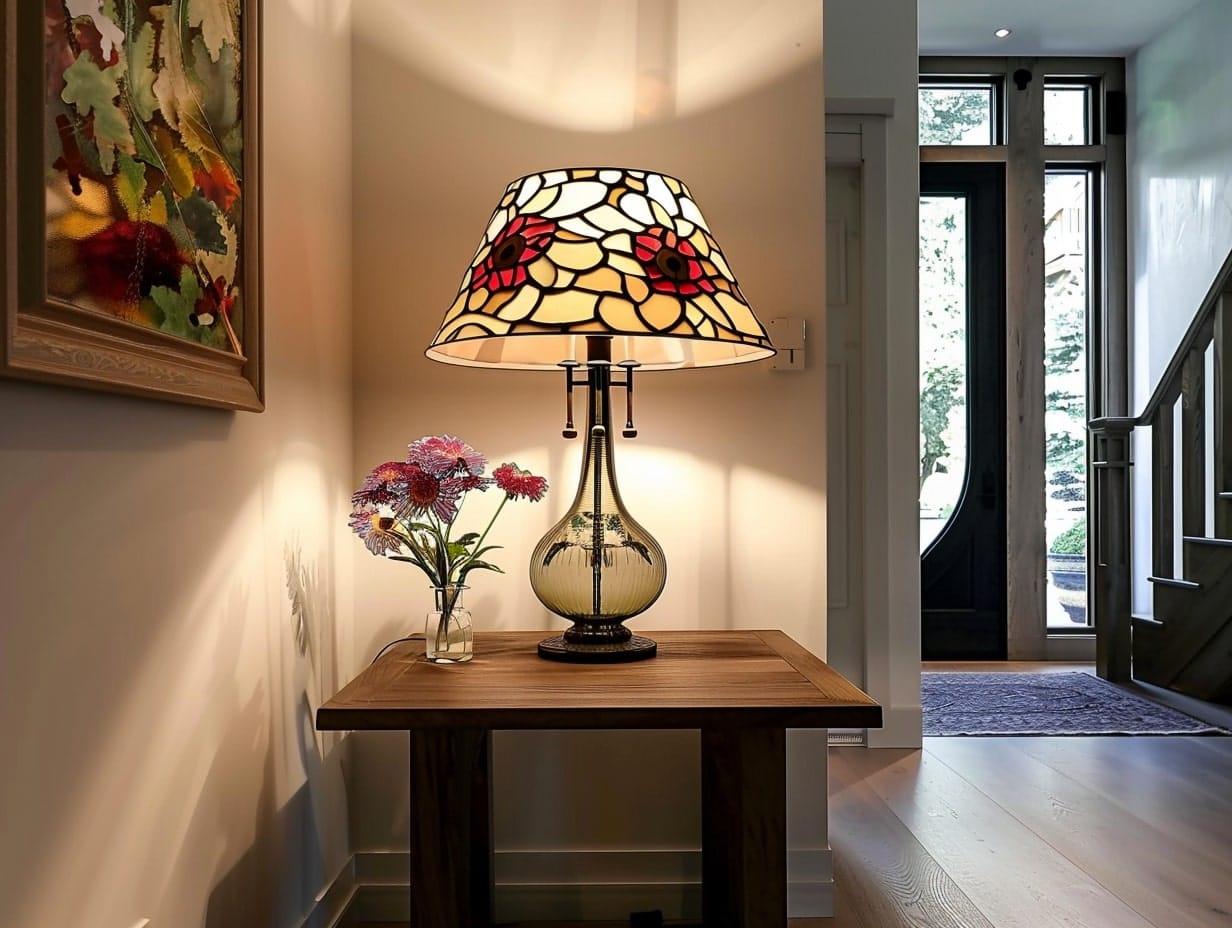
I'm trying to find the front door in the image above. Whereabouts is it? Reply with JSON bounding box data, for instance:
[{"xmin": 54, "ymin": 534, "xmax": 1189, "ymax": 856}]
[{"xmin": 919, "ymin": 162, "xmax": 1007, "ymax": 660}]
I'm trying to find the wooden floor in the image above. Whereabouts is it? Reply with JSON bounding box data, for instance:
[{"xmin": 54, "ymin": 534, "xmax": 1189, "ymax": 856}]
[{"xmin": 828, "ymin": 736, "xmax": 1232, "ymax": 928}]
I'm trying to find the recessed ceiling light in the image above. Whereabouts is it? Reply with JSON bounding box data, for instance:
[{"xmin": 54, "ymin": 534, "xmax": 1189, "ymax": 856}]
[{"xmin": 994, "ymin": 27, "xmax": 1013, "ymax": 38}]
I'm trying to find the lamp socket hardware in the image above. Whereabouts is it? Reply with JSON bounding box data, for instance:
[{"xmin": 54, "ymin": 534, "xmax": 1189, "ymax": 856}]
[{"xmin": 768, "ymin": 317, "xmax": 805, "ymax": 371}]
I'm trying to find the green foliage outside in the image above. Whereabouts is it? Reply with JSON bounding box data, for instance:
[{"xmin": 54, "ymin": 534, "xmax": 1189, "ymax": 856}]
[
  {"xmin": 1049, "ymin": 520, "xmax": 1086, "ymax": 555},
  {"xmin": 919, "ymin": 88, "xmax": 1089, "ymax": 528}
]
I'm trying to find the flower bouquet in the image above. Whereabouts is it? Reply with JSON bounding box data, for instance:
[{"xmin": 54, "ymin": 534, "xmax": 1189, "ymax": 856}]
[{"xmin": 350, "ymin": 435, "xmax": 548, "ymax": 662}]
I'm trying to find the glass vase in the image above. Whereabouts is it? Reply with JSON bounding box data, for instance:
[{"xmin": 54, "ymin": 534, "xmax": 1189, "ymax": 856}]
[{"xmin": 425, "ymin": 584, "xmax": 473, "ymax": 663}]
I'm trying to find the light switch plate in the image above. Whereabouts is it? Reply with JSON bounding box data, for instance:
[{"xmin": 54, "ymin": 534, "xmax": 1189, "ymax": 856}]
[{"xmin": 768, "ymin": 317, "xmax": 805, "ymax": 371}]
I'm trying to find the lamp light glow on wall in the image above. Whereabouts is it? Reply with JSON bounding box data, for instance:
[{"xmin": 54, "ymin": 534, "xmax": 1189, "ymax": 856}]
[{"xmin": 426, "ymin": 167, "xmax": 775, "ymax": 662}]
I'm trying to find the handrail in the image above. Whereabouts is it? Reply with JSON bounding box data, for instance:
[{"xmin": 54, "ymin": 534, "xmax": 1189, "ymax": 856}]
[
  {"xmin": 1137, "ymin": 247, "xmax": 1232, "ymax": 423},
  {"xmin": 1091, "ymin": 243, "xmax": 1232, "ymax": 685}
]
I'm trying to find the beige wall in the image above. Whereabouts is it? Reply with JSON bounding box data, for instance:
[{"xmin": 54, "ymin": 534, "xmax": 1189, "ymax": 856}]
[
  {"xmin": 348, "ymin": 0, "xmax": 828, "ymax": 917},
  {"xmin": 0, "ymin": 3, "xmax": 354, "ymax": 926},
  {"xmin": 824, "ymin": 0, "xmax": 922, "ymax": 748}
]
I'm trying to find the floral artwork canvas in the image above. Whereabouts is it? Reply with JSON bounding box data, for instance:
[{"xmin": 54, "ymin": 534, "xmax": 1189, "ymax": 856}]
[{"xmin": 43, "ymin": 0, "xmax": 248, "ymax": 355}]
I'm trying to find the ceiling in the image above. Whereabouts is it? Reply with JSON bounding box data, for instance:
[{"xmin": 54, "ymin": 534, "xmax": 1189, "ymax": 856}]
[{"xmin": 919, "ymin": 0, "xmax": 1205, "ymax": 56}]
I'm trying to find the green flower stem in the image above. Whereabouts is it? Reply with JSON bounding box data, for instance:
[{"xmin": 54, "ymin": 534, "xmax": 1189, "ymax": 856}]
[{"xmin": 453, "ymin": 493, "xmax": 510, "ymax": 579}]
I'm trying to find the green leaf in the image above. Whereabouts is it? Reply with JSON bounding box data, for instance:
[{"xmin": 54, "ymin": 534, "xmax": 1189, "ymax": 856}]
[
  {"xmin": 126, "ymin": 21, "xmax": 159, "ymax": 122},
  {"xmin": 189, "ymin": 0, "xmax": 237, "ymax": 62},
  {"xmin": 60, "ymin": 53, "xmax": 134, "ymax": 173},
  {"xmin": 179, "ymin": 193, "xmax": 226, "ymax": 254},
  {"xmin": 150, "ymin": 267, "xmax": 203, "ymax": 339},
  {"xmin": 458, "ymin": 560, "xmax": 503, "ymax": 582},
  {"xmin": 115, "ymin": 152, "xmax": 147, "ymax": 219},
  {"xmin": 454, "ymin": 533, "xmax": 481, "ymax": 546}
]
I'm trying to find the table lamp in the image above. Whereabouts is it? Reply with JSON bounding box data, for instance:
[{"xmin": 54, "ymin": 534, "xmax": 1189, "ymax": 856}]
[{"xmin": 426, "ymin": 167, "xmax": 774, "ymax": 662}]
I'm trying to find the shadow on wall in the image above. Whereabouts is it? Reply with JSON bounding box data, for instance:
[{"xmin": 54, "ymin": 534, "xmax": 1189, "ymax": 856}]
[
  {"xmin": 0, "ymin": 382, "xmax": 349, "ymax": 928},
  {"xmin": 201, "ymin": 692, "xmax": 349, "ymax": 928}
]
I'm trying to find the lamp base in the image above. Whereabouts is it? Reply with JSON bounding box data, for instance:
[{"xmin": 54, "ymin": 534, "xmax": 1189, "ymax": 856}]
[{"xmin": 537, "ymin": 634, "xmax": 658, "ymax": 663}]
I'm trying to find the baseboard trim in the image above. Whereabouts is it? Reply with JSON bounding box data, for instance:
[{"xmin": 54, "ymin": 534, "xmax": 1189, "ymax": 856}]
[
  {"xmin": 326, "ymin": 848, "xmax": 834, "ymax": 922},
  {"xmin": 866, "ymin": 704, "xmax": 923, "ymax": 748},
  {"xmin": 304, "ymin": 858, "xmax": 357, "ymax": 928}
]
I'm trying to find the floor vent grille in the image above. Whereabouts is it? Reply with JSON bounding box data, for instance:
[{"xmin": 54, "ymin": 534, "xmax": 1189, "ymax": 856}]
[{"xmin": 828, "ymin": 730, "xmax": 866, "ymax": 746}]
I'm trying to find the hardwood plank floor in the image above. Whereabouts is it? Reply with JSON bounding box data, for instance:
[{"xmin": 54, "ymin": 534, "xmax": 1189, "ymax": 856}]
[{"xmin": 827, "ymin": 738, "xmax": 1232, "ymax": 928}]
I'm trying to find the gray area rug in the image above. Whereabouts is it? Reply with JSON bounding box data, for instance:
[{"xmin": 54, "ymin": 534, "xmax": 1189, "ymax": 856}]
[{"xmin": 922, "ymin": 672, "xmax": 1229, "ymax": 736}]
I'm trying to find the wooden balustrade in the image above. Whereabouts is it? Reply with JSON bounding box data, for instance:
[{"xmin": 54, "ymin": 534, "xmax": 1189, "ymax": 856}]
[{"xmin": 1092, "ymin": 242, "xmax": 1232, "ymax": 697}]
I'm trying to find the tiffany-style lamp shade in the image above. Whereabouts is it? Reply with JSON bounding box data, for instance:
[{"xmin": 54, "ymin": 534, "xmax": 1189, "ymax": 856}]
[{"xmin": 426, "ymin": 167, "xmax": 774, "ymax": 662}]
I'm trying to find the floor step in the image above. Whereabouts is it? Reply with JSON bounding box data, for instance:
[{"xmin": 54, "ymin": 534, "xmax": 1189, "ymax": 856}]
[
  {"xmin": 1147, "ymin": 575, "xmax": 1201, "ymax": 590},
  {"xmin": 1183, "ymin": 535, "xmax": 1232, "ymax": 546}
]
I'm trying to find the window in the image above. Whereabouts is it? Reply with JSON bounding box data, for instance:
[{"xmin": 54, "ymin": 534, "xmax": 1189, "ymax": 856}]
[
  {"xmin": 919, "ymin": 194, "xmax": 969, "ymax": 550},
  {"xmin": 919, "ymin": 58, "xmax": 1126, "ymax": 650},
  {"xmin": 1044, "ymin": 170, "xmax": 1093, "ymax": 626},
  {"xmin": 1045, "ymin": 83, "xmax": 1094, "ymax": 145},
  {"xmin": 919, "ymin": 80, "xmax": 998, "ymax": 145}
]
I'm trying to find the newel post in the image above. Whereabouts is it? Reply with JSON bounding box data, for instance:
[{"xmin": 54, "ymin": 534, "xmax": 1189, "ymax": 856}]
[{"xmin": 1089, "ymin": 417, "xmax": 1135, "ymax": 682}]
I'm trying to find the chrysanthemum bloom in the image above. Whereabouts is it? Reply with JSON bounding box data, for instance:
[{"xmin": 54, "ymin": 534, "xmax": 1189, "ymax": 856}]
[
  {"xmin": 349, "ymin": 505, "xmax": 405, "ymax": 555},
  {"xmin": 353, "ymin": 460, "xmax": 418, "ymax": 507},
  {"xmin": 409, "ymin": 435, "xmax": 486, "ymax": 478},
  {"xmin": 350, "ymin": 436, "xmax": 549, "ymax": 589},
  {"xmin": 493, "ymin": 463, "xmax": 549, "ymax": 502}
]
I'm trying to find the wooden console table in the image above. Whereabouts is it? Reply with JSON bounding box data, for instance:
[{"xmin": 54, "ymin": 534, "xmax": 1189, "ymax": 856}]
[{"xmin": 316, "ymin": 629, "xmax": 881, "ymax": 928}]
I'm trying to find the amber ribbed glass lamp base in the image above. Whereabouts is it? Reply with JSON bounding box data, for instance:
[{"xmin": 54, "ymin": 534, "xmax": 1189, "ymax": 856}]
[{"xmin": 530, "ymin": 360, "xmax": 666, "ymax": 663}]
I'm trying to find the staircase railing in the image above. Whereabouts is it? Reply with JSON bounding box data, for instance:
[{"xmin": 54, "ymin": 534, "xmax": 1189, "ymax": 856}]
[{"xmin": 1092, "ymin": 247, "xmax": 1232, "ymax": 686}]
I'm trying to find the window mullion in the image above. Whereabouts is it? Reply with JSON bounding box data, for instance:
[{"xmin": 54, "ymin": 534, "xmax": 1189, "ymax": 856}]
[{"xmin": 1005, "ymin": 56, "xmax": 1049, "ymax": 657}]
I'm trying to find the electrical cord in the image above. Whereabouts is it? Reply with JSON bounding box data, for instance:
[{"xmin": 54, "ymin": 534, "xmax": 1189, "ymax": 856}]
[{"xmin": 370, "ymin": 634, "xmax": 422, "ymax": 664}]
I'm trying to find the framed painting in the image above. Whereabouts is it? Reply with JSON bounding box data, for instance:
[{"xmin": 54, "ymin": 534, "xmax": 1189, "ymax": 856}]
[{"xmin": 1, "ymin": 0, "xmax": 263, "ymax": 411}]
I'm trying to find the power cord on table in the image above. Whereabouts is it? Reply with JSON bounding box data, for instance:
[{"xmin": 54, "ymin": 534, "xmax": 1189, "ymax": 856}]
[{"xmin": 370, "ymin": 634, "xmax": 422, "ymax": 664}]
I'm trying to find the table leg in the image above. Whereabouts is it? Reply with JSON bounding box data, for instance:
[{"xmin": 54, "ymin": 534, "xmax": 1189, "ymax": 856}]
[
  {"xmin": 701, "ymin": 726, "xmax": 787, "ymax": 927},
  {"xmin": 408, "ymin": 728, "xmax": 493, "ymax": 928}
]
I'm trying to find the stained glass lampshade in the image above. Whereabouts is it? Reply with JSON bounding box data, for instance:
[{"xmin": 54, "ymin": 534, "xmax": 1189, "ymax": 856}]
[{"xmin": 426, "ymin": 167, "xmax": 775, "ymax": 661}]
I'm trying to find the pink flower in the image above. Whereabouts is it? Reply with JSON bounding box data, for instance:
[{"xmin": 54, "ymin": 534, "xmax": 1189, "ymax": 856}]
[
  {"xmin": 350, "ymin": 438, "xmax": 548, "ymax": 587},
  {"xmin": 349, "ymin": 505, "xmax": 405, "ymax": 555},
  {"xmin": 493, "ymin": 463, "xmax": 549, "ymax": 502},
  {"xmin": 404, "ymin": 466, "xmax": 444, "ymax": 515},
  {"xmin": 408, "ymin": 435, "xmax": 486, "ymax": 478},
  {"xmin": 352, "ymin": 461, "xmax": 419, "ymax": 507}
]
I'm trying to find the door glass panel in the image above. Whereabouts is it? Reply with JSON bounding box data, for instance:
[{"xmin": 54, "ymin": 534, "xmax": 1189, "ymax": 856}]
[
  {"xmin": 919, "ymin": 85, "xmax": 996, "ymax": 145},
  {"xmin": 1044, "ymin": 85, "xmax": 1092, "ymax": 145},
  {"xmin": 1044, "ymin": 171, "xmax": 1090, "ymax": 626},
  {"xmin": 919, "ymin": 194, "xmax": 969, "ymax": 551}
]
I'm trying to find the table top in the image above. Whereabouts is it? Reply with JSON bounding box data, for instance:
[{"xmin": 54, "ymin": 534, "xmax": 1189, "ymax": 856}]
[{"xmin": 316, "ymin": 630, "xmax": 882, "ymax": 731}]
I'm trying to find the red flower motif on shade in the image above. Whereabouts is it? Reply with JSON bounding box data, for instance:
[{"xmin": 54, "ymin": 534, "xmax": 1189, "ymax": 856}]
[
  {"xmin": 633, "ymin": 227, "xmax": 717, "ymax": 297},
  {"xmin": 493, "ymin": 463, "xmax": 549, "ymax": 502},
  {"xmin": 469, "ymin": 215, "xmax": 556, "ymax": 293}
]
